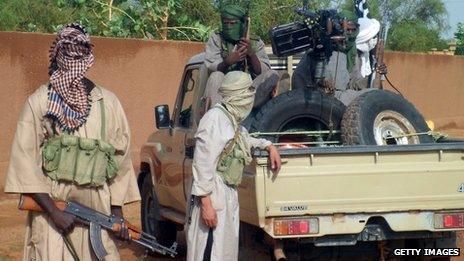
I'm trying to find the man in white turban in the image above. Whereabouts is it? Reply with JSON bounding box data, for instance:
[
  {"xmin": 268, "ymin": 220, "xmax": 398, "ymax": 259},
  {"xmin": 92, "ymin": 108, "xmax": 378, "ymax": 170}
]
[
  {"xmin": 292, "ymin": 13, "xmax": 388, "ymax": 105},
  {"xmin": 327, "ymin": 17, "xmax": 388, "ymax": 105},
  {"xmin": 356, "ymin": 17, "xmax": 381, "ymax": 78},
  {"xmin": 186, "ymin": 71, "xmax": 281, "ymax": 261}
]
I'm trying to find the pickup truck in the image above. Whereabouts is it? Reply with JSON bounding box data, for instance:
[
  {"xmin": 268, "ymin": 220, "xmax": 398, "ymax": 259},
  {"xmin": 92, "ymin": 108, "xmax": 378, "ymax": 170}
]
[{"xmin": 138, "ymin": 53, "xmax": 464, "ymax": 259}]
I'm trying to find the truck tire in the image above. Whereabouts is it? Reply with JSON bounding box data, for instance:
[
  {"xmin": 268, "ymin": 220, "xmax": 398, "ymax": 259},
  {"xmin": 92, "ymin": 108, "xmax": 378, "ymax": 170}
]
[
  {"xmin": 250, "ymin": 89, "xmax": 346, "ymax": 144},
  {"xmin": 140, "ymin": 173, "xmax": 177, "ymax": 249},
  {"xmin": 341, "ymin": 90, "xmax": 434, "ymax": 145}
]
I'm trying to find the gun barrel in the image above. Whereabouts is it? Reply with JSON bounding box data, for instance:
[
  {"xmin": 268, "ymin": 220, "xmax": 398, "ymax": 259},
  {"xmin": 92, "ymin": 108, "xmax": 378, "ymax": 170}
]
[{"xmin": 134, "ymin": 235, "xmax": 178, "ymax": 257}]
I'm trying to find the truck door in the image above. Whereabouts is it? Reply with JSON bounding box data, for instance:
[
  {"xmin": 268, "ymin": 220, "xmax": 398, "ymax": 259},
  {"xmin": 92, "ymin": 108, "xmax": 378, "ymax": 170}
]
[{"xmin": 161, "ymin": 65, "xmax": 200, "ymax": 212}]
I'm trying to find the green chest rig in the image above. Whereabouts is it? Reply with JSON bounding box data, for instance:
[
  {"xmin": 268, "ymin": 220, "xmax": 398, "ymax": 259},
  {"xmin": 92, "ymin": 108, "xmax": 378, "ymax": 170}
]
[
  {"xmin": 215, "ymin": 105, "xmax": 249, "ymax": 187},
  {"xmin": 42, "ymin": 96, "xmax": 119, "ymax": 187}
]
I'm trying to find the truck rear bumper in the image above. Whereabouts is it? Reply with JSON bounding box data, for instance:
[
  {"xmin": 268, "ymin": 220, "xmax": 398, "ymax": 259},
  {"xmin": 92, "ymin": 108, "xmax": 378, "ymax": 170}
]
[{"xmin": 263, "ymin": 210, "xmax": 464, "ymax": 243}]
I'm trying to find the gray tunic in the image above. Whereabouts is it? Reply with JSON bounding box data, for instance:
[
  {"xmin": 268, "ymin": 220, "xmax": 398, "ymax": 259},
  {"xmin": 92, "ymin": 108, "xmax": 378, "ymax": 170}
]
[
  {"xmin": 292, "ymin": 51, "xmax": 374, "ymax": 91},
  {"xmin": 204, "ymin": 33, "xmax": 271, "ymax": 78},
  {"xmin": 204, "ymin": 33, "xmax": 274, "ymax": 107}
]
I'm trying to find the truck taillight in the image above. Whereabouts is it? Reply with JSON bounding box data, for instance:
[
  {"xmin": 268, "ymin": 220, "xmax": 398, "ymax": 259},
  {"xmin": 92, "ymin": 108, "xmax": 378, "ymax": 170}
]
[
  {"xmin": 434, "ymin": 212, "xmax": 464, "ymax": 229},
  {"xmin": 274, "ymin": 218, "xmax": 319, "ymax": 236}
]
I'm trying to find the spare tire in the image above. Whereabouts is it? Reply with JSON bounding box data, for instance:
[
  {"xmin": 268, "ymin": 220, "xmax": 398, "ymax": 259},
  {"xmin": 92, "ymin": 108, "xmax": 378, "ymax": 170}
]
[
  {"xmin": 249, "ymin": 89, "xmax": 346, "ymax": 144},
  {"xmin": 341, "ymin": 89, "xmax": 434, "ymax": 145}
]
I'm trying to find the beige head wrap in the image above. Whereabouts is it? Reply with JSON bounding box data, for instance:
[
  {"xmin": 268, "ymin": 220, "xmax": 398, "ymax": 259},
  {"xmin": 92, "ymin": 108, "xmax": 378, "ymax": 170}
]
[
  {"xmin": 218, "ymin": 71, "xmax": 255, "ymax": 123},
  {"xmin": 218, "ymin": 71, "xmax": 255, "ymax": 165}
]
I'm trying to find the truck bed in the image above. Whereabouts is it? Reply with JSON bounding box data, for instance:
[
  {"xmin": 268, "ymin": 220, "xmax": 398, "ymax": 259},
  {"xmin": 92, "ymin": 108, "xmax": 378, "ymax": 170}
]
[{"xmin": 253, "ymin": 143, "xmax": 464, "ymax": 217}]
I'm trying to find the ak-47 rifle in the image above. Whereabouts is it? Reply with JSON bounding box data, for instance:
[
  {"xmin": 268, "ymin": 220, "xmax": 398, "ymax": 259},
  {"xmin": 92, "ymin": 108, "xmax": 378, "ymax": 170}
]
[
  {"xmin": 242, "ymin": 0, "xmax": 251, "ymax": 72},
  {"xmin": 19, "ymin": 195, "xmax": 177, "ymax": 260},
  {"xmin": 370, "ymin": 0, "xmax": 391, "ymax": 89}
]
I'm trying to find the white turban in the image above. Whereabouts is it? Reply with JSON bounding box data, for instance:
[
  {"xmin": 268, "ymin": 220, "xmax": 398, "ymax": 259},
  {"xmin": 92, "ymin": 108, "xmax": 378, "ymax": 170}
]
[
  {"xmin": 218, "ymin": 71, "xmax": 255, "ymax": 123},
  {"xmin": 356, "ymin": 18, "xmax": 381, "ymax": 77}
]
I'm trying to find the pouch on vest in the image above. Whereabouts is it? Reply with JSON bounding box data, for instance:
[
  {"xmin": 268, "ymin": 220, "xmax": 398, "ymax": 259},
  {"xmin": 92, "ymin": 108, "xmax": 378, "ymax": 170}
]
[
  {"xmin": 216, "ymin": 142, "xmax": 246, "ymax": 186},
  {"xmin": 93, "ymin": 140, "xmax": 118, "ymax": 185},
  {"xmin": 57, "ymin": 134, "xmax": 79, "ymax": 182},
  {"xmin": 42, "ymin": 136, "xmax": 62, "ymax": 179},
  {"xmin": 74, "ymin": 137, "xmax": 98, "ymax": 185}
]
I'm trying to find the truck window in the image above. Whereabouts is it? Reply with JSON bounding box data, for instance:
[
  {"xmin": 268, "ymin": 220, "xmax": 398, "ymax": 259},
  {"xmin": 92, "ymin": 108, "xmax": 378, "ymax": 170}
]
[{"xmin": 176, "ymin": 68, "xmax": 199, "ymax": 128}]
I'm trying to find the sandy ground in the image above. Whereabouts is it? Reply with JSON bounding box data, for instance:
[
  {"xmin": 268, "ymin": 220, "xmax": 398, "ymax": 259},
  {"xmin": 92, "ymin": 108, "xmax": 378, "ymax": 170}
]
[
  {"xmin": 1, "ymin": 192, "xmax": 464, "ymax": 261},
  {"xmin": 0, "ymin": 193, "xmax": 177, "ymax": 261},
  {"xmin": 0, "ymin": 193, "xmax": 270, "ymax": 261},
  {"xmin": 1, "ymin": 129, "xmax": 463, "ymax": 260}
]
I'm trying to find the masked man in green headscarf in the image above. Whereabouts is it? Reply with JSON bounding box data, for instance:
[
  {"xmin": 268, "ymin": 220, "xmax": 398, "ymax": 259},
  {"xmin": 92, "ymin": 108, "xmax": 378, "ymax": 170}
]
[
  {"xmin": 204, "ymin": 4, "xmax": 277, "ymax": 107},
  {"xmin": 292, "ymin": 9, "xmax": 387, "ymax": 104},
  {"xmin": 186, "ymin": 71, "xmax": 281, "ymax": 261}
]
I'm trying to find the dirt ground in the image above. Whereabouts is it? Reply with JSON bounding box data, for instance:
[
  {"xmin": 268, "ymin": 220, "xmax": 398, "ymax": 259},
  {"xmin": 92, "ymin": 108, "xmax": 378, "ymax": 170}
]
[
  {"xmin": 0, "ymin": 193, "xmax": 270, "ymax": 261},
  {"xmin": 0, "ymin": 193, "xmax": 172, "ymax": 261},
  {"xmin": 2, "ymin": 192, "xmax": 464, "ymax": 261},
  {"xmin": 1, "ymin": 128, "xmax": 463, "ymax": 260}
]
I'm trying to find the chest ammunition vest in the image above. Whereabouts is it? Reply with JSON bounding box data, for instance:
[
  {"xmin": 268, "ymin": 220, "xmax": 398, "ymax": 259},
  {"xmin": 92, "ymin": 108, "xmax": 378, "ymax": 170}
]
[
  {"xmin": 215, "ymin": 105, "xmax": 247, "ymax": 187},
  {"xmin": 42, "ymin": 97, "xmax": 119, "ymax": 187}
]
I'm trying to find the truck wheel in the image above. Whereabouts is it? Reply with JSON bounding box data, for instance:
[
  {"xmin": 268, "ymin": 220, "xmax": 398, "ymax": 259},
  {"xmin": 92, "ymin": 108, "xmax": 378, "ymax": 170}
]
[
  {"xmin": 250, "ymin": 89, "xmax": 346, "ymax": 145},
  {"xmin": 341, "ymin": 90, "xmax": 434, "ymax": 145},
  {"xmin": 140, "ymin": 173, "xmax": 177, "ymax": 249}
]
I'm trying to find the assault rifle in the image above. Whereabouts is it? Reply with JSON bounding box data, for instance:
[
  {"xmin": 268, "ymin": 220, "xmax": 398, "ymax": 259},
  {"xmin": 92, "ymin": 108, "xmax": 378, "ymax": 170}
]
[
  {"xmin": 242, "ymin": 0, "xmax": 252, "ymax": 72},
  {"xmin": 370, "ymin": 0, "xmax": 391, "ymax": 89},
  {"xmin": 19, "ymin": 195, "xmax": 177, "ymax": 260}
]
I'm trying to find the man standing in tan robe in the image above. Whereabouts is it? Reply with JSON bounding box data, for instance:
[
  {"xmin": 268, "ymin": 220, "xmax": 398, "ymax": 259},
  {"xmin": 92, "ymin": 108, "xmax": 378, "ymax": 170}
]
[
  {"xmin": 4, "ymin": 23, "xmax": 140, "ymax": 260},
  {"xmin": 186, "ymin": 71, "xmax": 281, "ymax": 261}
]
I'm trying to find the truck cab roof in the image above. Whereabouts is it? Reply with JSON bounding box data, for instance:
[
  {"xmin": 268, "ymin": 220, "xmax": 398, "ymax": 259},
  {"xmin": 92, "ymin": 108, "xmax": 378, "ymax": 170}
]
[{"xmin": 187, "ymin": 52, "xmax": 206, "ymax": 66}]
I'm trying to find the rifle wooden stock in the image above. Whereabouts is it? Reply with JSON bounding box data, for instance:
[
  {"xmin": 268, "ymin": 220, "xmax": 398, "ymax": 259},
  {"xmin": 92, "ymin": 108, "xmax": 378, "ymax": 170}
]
[
  {"xmin": 245, "ymin": 16, "xmax": 251, "ymax": 40},
  {"xmin": 19, "ymin": 194, "xmax": 67, "ymax": 212},
  {"xmin": 376, "ymin": 39, "xmax": 385, "ymax": 66},
  {"xmin": 375, "ymin": 38, "xmax": 385, "ymax": 89},
  {"xmin": 243, "ymin": 16, "xmax": 251, "ymax": 72}
]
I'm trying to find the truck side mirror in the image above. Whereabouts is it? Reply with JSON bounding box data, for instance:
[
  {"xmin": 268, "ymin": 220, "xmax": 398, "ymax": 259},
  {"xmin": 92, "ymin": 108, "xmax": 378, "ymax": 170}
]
[{"xmin": 155, "ymin": 105, "xmax": 171, "ymax": 129}]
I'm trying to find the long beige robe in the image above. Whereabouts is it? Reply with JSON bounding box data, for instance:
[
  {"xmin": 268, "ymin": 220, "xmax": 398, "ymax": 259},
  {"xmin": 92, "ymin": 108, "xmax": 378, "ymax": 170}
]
[
  {"xmin": 4, "ymin": 84, "xmax": 141, "ymax": 261},
  {"xmin": 186, "ymin": 106, "xmax": 271, "ymax": 261}
]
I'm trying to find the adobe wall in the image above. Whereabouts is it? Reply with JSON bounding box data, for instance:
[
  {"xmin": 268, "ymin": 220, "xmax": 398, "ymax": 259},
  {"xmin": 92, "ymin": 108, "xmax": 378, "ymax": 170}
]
[
  {"xmin": 384, "ymin": 52, "xmax": 464, "ymax": 132},
  {"xmin": 1, "ymin": 32, "xmax": 463, "ymax": 192}
]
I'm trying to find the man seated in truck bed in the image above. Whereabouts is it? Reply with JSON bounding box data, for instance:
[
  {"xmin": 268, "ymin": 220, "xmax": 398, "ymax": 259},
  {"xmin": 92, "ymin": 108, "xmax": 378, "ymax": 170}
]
[
  {"xmin": 204, "ymin": 4, "xmax": 276, "ymax": 106},
  {"xmin": 292, "ymin": 10, "xmax": 387, "ymax": 104}
]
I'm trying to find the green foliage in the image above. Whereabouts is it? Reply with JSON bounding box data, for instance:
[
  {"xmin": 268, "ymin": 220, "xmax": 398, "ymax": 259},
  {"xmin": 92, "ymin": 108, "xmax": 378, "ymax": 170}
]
[
  {"xmin": 0, "ymin": 0, "xmax": 213, "ymax": 41},
  {"xmin": 0, "ymin": 0, "xmax": 450, "ymax": 51},
  {"xmin": 388, "ymin": 21, "xmax": 448, "ymax": 52},
  {"xmin": 0, "ymin": 0, "xmax": 77, "ymax": 33},
  {"xmin": 455, "ymin": 23, "xmax": 464, "ymax": 56}
]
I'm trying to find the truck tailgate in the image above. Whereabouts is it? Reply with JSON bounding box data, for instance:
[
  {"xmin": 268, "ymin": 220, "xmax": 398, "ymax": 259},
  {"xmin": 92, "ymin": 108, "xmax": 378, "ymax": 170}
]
[{"xmin": 255, "ymin": 143, "xmax": 464, "ymax": 217}]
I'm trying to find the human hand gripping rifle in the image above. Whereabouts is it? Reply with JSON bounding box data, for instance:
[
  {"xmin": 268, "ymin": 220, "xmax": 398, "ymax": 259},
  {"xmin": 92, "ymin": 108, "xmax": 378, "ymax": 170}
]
[{"xmin": 18, "ymin": 194, "xmax": 177, "ymax": 260}]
